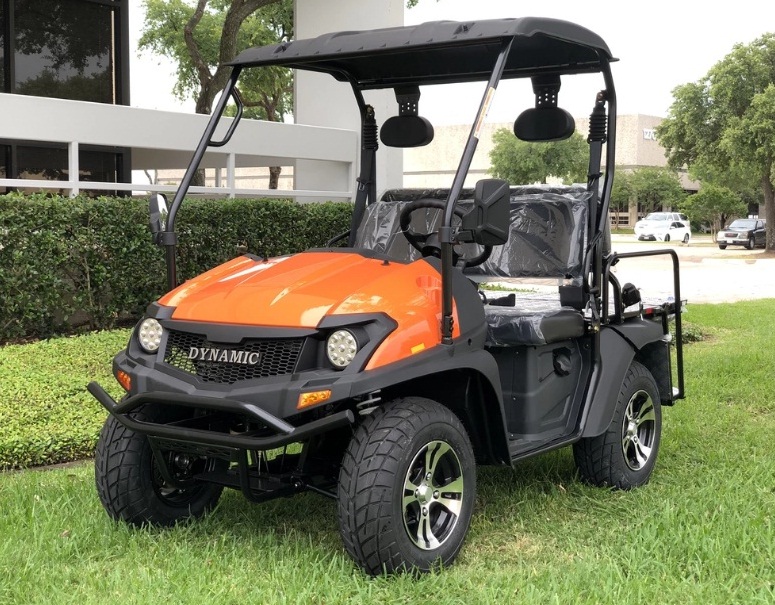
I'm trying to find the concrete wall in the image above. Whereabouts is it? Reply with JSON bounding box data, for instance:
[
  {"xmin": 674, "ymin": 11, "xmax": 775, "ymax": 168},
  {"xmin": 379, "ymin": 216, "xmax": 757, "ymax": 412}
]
[
  {"xmin": 0, "ymin": 93, "xmax": 357, "ymax": 199},
  {"xmin": 293, "ymin": 0, "xmax": 404, "ymax": 198}
]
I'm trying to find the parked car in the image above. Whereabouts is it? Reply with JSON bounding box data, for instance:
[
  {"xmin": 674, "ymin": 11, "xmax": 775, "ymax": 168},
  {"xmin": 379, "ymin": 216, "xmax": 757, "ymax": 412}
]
[
  {"xmin": 716, "ymin": 218, "xmax": 766, "ymax": 250},
  {"xmin": 634, "ymin": 212, "xmax": 691, "ymax": 243}
]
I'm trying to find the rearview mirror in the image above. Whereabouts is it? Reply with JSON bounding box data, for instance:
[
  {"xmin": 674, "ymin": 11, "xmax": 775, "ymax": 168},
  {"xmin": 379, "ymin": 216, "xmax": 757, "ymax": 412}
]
[
  {"xmin": 458, "ymin": 179, "xmax": 510, "ymax": 246},
  {"xmin": 514, "ymin": 107, "xmax": 575, "ymax": 142},
  {"xmin": 149, "ymin": 193, "xmax": 168, "ymax": 242}
]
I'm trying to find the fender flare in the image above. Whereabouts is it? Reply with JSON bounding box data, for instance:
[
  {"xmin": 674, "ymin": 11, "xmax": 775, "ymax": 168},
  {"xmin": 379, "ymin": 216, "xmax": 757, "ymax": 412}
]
[
  {"xmin": 349, "ymin": 344, "xmax": 510, "ymax": 463},
  {"xmin": 581, "ymin": 320, "xmax": 665, "ymax": 437}
]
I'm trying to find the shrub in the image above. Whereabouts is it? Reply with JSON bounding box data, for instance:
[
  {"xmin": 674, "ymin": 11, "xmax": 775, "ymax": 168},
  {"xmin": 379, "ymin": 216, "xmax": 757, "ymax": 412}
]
[
  {"xmin": 0, "ymin": 194, "xmax": 353, "ymax": 342},
  {"xmin": 0, "ymin": 330, "xmax": 130, "ymax": 469}
]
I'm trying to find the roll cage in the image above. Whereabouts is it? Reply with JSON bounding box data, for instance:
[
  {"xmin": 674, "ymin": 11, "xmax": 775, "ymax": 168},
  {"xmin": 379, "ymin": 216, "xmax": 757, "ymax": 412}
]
[{"xmin": 159, "ymin": 17, "xmax": 619, "ymax": 343}]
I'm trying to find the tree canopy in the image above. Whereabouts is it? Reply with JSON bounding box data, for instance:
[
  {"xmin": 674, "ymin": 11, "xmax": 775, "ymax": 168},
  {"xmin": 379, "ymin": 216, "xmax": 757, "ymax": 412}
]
[
  {"xmin": 656, "ymin": 33, "xmax": 775, "ymax": 249},
  {"xmin": 609, "ymin": 170, "xmax": 633, "ymax": 228},
  {"xmin": 488, "ymin": 129, "xmax": 587, "ymax": 186},
  {"xmin": 628, "ymin": 167, "xmax": 686, "ymax": 214},
  {"xmin": 679, "ymin": 184, "xmax": 746, "ymax": 239},
  {"xmin": 139, "ymin": 0, "xmax": 429, "ymax": 117},
  {"xmin": 140, "ymin": 0, "xmax": 293, "ymax": 117}
]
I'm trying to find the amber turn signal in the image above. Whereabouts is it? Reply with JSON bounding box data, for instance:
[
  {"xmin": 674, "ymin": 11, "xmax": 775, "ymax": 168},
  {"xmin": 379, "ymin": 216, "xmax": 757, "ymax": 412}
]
[
  {"xmin": 115, "ymin": 370, "xmax": 132, "ymax": 392},
  {"xmin": 297, "ymin": 390, "xmax": 332, "ymax": 409}
]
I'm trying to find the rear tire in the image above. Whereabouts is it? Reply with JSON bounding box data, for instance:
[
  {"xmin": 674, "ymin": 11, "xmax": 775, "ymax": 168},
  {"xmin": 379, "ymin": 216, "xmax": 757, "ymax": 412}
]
[
  {"xmin": 664, "ymin": 234, "xmax": 670, "ymax": 242},
  {"xmin": 95, "ymin": 407, "xmax": 225, "ymax": 527},
  {"xmin": 682, "ymin": 233, "xmax": 690, "ymax": 244},
  {"xmin": 573, "ymin": 361, "xmax": 662, "ymax": 489},
  {"xmin": 747, "ymin": 236, "xmax": 755, "ymax": 250},
  {"xmin": 338, "ymin": 397, "xmax": 476, "ymax": 575}
]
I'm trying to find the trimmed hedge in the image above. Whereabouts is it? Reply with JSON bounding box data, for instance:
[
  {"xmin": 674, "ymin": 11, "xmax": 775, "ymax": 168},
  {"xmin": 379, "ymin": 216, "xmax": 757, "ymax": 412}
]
[{"xmin": 0, "ymin": 193, "xmax": 353, "ymax": 342}]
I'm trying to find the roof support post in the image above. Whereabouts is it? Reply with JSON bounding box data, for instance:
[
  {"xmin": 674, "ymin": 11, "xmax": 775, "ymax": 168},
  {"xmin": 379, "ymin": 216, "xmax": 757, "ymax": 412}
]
[{"xmin": 439, "ymin": 38, "xmax": 513, "ymax": 344}]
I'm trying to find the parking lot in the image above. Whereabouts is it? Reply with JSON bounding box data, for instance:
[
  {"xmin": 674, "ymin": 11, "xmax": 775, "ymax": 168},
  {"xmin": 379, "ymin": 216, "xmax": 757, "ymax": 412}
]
[{"xmin": 609, "ymin": 235, "xmax": 775, "ymax": 304}]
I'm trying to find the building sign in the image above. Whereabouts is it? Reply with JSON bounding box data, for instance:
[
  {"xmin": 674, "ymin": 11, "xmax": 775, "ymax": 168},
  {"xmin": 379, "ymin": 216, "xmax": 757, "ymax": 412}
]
[{"xmin": 643, "ymin": 128, "xmax": 657, "ymax": 141}]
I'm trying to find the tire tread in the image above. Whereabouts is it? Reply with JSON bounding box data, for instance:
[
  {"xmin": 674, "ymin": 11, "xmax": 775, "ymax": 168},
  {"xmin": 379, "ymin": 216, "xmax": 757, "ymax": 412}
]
[{"xmin": 338, "ymin": 397, "xmax": 474, "ymax": 575}]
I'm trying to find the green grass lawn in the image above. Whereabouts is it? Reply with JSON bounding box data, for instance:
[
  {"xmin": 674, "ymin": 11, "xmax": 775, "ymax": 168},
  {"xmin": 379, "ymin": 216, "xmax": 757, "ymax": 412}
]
[{"xmin": 1, "ymin": 302, "xmax": 774, "ymax": 603}]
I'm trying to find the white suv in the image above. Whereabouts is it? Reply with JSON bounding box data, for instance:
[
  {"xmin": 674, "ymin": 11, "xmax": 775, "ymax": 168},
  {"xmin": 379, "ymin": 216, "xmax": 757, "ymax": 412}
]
[{"xmin": 634, "ymin": 212, "xmax": 691, "ymax": 243}]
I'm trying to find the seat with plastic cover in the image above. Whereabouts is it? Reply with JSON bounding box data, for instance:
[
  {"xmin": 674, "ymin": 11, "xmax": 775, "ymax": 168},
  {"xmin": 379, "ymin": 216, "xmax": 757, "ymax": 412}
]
[{"xmin": 353, "ymin": 185, "xmax": 590, "ymax": 346}]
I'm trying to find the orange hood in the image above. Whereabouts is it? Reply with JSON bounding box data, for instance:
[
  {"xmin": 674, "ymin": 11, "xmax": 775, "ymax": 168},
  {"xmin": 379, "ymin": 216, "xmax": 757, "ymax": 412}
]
[
  {"xmin": 159, "ymin": 251, "xmax": 459, "ymax": 369},
  {"xmin": 160, "ymin": 251, "xmax": 456, "ymax": 328}
]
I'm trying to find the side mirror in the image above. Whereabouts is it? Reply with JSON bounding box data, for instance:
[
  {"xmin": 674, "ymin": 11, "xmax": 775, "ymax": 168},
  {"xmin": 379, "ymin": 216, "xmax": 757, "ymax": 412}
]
[
  {"xmin": 458, "ymin": 179, "xmax": 510, "ymax": 246},
  {"xmin": 149, "ymin": 193, "xmax": 168, "ymax": 243}
]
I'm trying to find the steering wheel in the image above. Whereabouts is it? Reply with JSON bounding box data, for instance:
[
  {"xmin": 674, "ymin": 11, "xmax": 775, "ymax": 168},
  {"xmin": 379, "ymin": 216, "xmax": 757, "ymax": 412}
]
[{"xmin": 398, "ymin": 198, "xmax": 491, "ymax": 268}]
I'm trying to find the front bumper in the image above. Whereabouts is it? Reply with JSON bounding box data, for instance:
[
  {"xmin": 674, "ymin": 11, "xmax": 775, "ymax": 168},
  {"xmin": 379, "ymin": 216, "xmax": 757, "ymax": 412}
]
[
  {"xmin": 636, "ymin": 232, "xmax": 664, "ymax": 241},
  {"xmin": 88, "ymin": 381, "xmax": 355, "ymax": 450},
  {"xmin": 717, "ymin": 236, "xmax": 750, "ymax": 245}
]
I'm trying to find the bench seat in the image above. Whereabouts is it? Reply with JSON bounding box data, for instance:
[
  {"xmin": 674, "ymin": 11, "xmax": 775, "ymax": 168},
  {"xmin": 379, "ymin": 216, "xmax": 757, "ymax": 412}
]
[{"xmin": 484, "ymin": 305, "xmax": 585, "ymax": 346}]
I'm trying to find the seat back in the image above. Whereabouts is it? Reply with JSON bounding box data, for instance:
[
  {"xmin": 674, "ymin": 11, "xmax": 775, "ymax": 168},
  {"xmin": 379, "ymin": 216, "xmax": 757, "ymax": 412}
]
[
  {"xmin": 354, "ymin": 185, "xmax": 589, "ymax": 281},
  {"xmin": 468, "ymin": 186, "xmax": 590, "ymax": 281}
]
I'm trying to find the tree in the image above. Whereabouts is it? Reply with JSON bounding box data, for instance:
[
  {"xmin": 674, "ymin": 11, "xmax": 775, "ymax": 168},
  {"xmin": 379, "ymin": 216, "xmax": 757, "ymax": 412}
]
[
  {"xmin": 609, "ymin": 169, "xmax": 633, "ymax": 229},
  {"xmin": 140, "ymin": 0, "xmax": 293, "ymax": 187},
  {"xmin": 628, "ymin": 167, "xmax": 686, "ymax": 215},
  {"xmin": 141, "ymin": 0, "xmax": 425, "ymax": 116},
  {"xmin": 656, "ymin": 34, "xmax": 775, "ymax": 249},
  {"xmin": 679, "ymin": 184, "xmax": 746, "ymax": 240},
  {"xmin": 488, "ymin": 129, "xmax": 588, "ymax": 185},
  {"xmin": 140, "ymin": 0, "xmax": 292, "ymax": 114}
]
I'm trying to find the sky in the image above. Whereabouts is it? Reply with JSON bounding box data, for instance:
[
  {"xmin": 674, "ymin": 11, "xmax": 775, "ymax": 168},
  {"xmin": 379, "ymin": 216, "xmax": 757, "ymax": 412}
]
[{"xmin": 129, "ymin": 0, "xmax": 775, "ymax": 123}]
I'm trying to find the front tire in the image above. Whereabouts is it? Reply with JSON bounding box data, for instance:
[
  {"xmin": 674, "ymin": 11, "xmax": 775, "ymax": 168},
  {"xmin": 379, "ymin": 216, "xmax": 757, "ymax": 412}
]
[
  {"xmin": 719, "ymin": 244, "xmax": 727, "ymax": 250},
  {"xmin": 573, "ymin": 361, "xmax": 662, "ymax": 489},
  {"xmin": 95, "ymin": 407, "xmax": 225, "ymax": 527},
  {"xmin": 682, "ymin": 233, "xmax": 690, "ymax": 244},
  {"xmin": 663, "ymin": 234, "xmax": 670, "ymax": 242},
  {"xmin": 747, "ymin": 236, "xmax": 755, "ymax": 250},
  {"xmin": 338, "ymin": 397, "xmax": 476, "ymax": 575}
]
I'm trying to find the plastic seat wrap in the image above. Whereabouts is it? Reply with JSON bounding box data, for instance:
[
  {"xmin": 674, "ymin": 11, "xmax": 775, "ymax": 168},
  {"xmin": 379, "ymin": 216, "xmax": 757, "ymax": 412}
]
[
  {"xmin": 354, "ymin": 185, "xmax": 590, "ymax": 347},
  {"xmin": 483, "ymin": 296, "xmax": 585, "ymax": 346}
]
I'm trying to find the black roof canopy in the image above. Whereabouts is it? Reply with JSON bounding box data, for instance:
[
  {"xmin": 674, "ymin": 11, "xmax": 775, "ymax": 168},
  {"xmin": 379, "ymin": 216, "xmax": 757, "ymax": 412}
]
[{"xmin": 230, "ymin": 17, "xmax": 616, "ymax": 89}]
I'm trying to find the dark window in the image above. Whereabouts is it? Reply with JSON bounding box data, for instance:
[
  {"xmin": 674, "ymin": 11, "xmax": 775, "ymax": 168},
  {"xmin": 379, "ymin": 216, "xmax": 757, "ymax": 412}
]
[
  {"xmin": 0, "ymin": 144, "xmax": 8, "ymax": 194},
  {"xmin": 79, "ymin": 148, "xmax": 123, "ymax": 195},
  {"xmin": 17, "ymin": 143, "xmax": 68, "ymax": 181},
  {"xmin": 1, "ymin": 2, "xmax": 6, "ymax": 91},
  {"xmin": 3, "ymin": 141, "xmax": 124, "ymax": 195},
  {"xmin": 13, "ymin": 0, "xmax": 117, "ymax": 103},
  {"xmin": 80, "ymin": 149, "xmax": 119, "ymax": 183}
]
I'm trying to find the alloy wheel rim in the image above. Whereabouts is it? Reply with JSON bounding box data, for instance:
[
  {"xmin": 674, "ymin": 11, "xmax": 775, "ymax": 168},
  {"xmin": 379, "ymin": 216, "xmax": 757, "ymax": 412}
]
[
  {"xmin": 402, "ymin": 440, "xmax": 464, "ymax": 550},
  {"xmin": 621, "ymin": 390, "xmax": 657, "ymax": 471}
]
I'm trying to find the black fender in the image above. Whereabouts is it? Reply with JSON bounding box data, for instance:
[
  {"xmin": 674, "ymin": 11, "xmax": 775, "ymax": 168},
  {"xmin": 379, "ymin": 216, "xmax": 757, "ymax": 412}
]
[
  {"xmin": 352, "ymin": 343, "xmax": 510, "ymax": 464},
  {"xmin": 581, "ymin": 319, "xmax": 666, "ymax": 437}
]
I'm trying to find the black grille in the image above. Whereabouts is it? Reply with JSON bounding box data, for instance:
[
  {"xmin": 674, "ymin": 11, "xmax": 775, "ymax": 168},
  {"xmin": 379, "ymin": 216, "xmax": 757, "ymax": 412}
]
[{"xmin": 164, "ymin": 330, "xmax": 304, "ymax": 384}]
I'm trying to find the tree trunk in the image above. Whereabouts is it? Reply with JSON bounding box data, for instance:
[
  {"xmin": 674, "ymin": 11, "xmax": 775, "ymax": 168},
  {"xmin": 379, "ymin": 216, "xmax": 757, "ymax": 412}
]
[
  {"xmin": 763, "ymin": 168, "xmax": 775, "ymax": 251},
  {"xmin": 269, "ymin": 166, "xmax": 282, "ymax": 189}
]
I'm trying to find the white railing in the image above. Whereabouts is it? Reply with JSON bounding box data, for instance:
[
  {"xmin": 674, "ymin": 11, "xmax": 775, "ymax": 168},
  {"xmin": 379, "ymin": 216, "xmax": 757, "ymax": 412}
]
[{"xmin": 0, "ymin": 94, "xmax": 358, "ymax": 200}]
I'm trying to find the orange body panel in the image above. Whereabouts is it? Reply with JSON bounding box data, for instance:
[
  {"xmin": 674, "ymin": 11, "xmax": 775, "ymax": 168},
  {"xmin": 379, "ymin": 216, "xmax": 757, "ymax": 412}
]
[{"xmin": 158, "ymin": 252, "xmax": 459, "ymax": 369}]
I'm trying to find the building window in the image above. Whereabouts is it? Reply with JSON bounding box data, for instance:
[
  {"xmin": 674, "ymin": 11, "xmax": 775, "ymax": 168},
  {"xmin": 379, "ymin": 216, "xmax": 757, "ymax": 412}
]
[
  {"xmin": 15, "ymin": 144, "xmax": 68, "ymax": 192},
  {"xmin": 2, "ymin": 0, "xmax": 127, "ymax": 104},
  {"xmin": 1, "ymin": 1, "xmax": 130, "ymax": 193},
  {"xmin": 1, "ymin": 2, "xmax": 6, "ymax": 91},
  {"xmin": 2, "ymin": 140, "xmax": 126, "ymax": 195},
  {"xmin": 0, "ymin": 144, "xmax": 8, "ymax": 194}
]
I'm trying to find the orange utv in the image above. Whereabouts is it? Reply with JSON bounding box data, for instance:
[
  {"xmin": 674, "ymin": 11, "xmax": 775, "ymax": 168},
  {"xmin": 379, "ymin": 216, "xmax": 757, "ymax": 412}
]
[{"xmin": 88, "ymin": 17, "xmax": 686, "ymax": 575}]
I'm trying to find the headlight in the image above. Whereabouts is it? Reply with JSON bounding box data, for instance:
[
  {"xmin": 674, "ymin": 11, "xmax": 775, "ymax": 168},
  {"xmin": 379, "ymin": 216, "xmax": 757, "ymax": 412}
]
[
  {"xmin": 326, "ymin": 329, "xmax": 358, "ymax": 369},
  {"xmin": 138, "ymin": 318, "xmax": 164, "ymax": 353}
]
